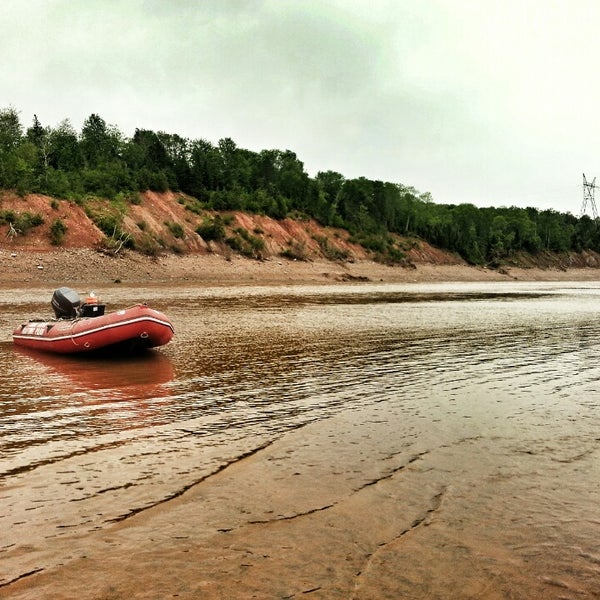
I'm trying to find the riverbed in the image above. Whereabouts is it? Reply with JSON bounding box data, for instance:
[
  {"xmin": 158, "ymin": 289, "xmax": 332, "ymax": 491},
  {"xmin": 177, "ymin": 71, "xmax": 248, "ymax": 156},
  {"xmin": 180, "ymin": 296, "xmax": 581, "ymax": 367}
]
[{"xmin": 1, "ymin": 282, "xmax": 599, "ymax": 598}]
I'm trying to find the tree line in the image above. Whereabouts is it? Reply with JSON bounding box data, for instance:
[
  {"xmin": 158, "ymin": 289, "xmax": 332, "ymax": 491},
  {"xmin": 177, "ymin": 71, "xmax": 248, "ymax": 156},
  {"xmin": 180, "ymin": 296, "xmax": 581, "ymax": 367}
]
[{"xmin": 0, "ymin": 106, "xmax": 596, "ymax": 264}]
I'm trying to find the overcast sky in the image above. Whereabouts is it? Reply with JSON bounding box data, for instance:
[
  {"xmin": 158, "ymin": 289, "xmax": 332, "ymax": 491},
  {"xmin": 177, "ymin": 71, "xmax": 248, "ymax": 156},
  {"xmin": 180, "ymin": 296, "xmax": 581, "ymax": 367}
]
[{"xmin": 1, "ymin": 0, "xmax": 599, "ymax": 214}]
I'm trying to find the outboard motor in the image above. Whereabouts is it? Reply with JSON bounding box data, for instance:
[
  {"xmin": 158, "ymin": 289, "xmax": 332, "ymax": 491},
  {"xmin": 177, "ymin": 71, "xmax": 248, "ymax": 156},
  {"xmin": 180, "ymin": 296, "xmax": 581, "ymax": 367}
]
[{"xmin": 51, "ymin": 287, "xmax": 81, "ymax": 319}]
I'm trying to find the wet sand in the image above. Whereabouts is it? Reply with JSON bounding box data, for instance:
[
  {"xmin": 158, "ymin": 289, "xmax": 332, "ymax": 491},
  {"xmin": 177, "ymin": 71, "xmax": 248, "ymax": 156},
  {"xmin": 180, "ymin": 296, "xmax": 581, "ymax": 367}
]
[
  {"xmin": 4, "ymin": 396, "xmax": 598, "ymax": 600},
  {"xmin": 2, "ymin": 410, "xmax": 433, "ymax": 600},
  {"xmin": 0, "ymin": 410, "xmax": 564, "ymax": 600}
]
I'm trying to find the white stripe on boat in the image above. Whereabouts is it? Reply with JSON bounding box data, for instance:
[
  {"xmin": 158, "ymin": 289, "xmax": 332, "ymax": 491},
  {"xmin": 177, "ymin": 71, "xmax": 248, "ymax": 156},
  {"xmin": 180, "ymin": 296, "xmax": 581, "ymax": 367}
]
[{"xmin": 13, "ymin": 316, "xmax": 174, "ymax": 343}]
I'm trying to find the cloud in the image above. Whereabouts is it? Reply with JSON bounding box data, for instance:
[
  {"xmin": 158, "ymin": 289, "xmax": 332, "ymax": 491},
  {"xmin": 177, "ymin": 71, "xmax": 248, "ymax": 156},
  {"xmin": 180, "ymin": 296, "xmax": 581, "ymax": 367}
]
[{"xmin": 1, "ymin": 0, "xmax": 599, "ymax": 212}]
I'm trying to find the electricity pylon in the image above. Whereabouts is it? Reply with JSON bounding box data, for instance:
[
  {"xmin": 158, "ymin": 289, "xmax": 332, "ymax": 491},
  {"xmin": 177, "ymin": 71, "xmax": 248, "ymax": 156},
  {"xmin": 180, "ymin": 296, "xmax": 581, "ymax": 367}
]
[{"xmin": 582, "ymin": 173, "xmax": 599, "ymax": 219}]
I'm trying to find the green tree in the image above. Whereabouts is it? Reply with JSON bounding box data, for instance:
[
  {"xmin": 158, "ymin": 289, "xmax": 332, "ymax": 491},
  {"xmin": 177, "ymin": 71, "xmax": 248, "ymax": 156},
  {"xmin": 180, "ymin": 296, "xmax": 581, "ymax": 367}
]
[
  {"xmin": 123, "ymin": 128, "xmax": 175, "ymax": 191},
  {"xmin": 0, "ymin": 107, "xmax": 23, "ymax": 188},
  {"xmin": 487, "ymin": 215, "xmax": 515, "ymax": 262},
  {"xmin": 218, "ymin": 137, "xmax": 243, "ymax": 190},
  {"xmin": 80, "ymin": 113, "xmax": 122, "ymax": 168},
  {"xmin": 0, "ymin": 106, "xmax": 22, "ymax": 152},
  {"xmin": 158, "ymin": 132, "xmax": 192, "ymax": 191},
  {"xmin": 189, "ymin": 138, "xmax": 223, "ymax": 197},
  {"xmin": 48, "ymin": 119, "xmax": 82, "ymax": 171},
  {"xmin": 25, "ymin": 114, "xmax": 53, "ymax": 188},
  {"xmin": 275, "ymin": 150, "xmax": 310, "ymax": 209},
  {"xmin": 315, "ymin": 170, "xmax": 344, "ymax": 225}
]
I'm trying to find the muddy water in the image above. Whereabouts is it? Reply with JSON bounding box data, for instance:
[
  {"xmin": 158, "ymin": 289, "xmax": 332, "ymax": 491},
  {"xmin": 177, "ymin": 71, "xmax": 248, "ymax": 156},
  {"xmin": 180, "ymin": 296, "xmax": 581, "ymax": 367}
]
[{"xmin": 1, "ymin": 282, "xmax": 600, "ymax": 598}]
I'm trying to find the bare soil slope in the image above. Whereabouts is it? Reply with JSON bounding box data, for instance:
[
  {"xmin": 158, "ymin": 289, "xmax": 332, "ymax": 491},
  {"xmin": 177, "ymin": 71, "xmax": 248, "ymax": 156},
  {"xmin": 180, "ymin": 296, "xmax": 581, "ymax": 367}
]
[
  {"xmin": 0, "ymin": 190, "xmax": 464, "ymax": 265},
  {"xmin": 1, "ymin": 191, "xmax": 600, "ymax": 287}
]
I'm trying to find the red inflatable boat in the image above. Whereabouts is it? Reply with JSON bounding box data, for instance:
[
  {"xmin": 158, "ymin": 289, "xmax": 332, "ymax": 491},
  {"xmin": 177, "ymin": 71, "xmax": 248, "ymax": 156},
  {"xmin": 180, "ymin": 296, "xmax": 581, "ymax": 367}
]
[{"xmin": 12, "ymin": 287, "xmax": 174, "ymax": 355}]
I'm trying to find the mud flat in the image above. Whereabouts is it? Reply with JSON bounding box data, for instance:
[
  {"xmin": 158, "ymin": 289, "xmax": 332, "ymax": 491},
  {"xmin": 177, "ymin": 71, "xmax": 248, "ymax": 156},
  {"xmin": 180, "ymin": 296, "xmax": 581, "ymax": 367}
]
[{"xmin": 1, "ymin": 248, "xmax": 599, "ymax": 288}]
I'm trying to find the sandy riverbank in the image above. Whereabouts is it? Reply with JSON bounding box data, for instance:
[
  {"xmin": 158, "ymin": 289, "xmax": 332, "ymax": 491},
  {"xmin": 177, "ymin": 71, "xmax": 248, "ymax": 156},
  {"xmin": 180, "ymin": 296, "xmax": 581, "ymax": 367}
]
[{"xmin": 2, "ymin": 248, "xmax": 600, "ymax": 288}]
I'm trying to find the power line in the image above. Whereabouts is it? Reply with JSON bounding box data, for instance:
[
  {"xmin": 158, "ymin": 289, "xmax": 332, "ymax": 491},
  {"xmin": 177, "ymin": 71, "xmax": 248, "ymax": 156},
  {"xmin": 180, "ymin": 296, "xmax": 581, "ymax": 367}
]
[{"xmin": 581, "ymin": 173, "xmax": 599, "ymax": 219}]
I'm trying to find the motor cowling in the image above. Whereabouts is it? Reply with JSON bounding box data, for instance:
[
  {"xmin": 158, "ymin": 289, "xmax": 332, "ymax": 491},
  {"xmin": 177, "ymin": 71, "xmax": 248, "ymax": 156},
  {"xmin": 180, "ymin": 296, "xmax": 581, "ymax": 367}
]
[{"xmin": 51, "ymin": 287, "xmax": 81, "ymax": 319}]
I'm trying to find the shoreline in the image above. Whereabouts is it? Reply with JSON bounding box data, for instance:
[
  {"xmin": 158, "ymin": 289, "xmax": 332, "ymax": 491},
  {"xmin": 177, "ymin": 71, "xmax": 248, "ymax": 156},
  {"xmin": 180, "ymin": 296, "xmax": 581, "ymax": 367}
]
[{"xmin": 2, "ymin": 248, "xmax": 600, "ymax": 288}]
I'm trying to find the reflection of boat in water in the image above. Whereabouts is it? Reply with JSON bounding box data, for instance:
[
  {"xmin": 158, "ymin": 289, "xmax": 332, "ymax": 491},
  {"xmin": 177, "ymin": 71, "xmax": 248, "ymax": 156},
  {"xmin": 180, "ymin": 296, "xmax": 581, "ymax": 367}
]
[
  {"xmin": 12, "ymin": 287, "xmax": 174, "ymax": 355},
  {"xmin": 13, "ymin": 344, "xmax": 175, "ymax": 391},
  {"xmin": 11, "ymin": 345, "xmax": 176, "ymax": 429}
]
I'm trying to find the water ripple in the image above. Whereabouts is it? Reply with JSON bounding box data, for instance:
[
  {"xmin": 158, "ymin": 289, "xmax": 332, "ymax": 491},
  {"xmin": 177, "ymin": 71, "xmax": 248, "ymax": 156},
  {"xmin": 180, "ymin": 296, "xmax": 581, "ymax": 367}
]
[{"xmin": 2, "ymin": 282, "xmax": 600, "ymax": 592}]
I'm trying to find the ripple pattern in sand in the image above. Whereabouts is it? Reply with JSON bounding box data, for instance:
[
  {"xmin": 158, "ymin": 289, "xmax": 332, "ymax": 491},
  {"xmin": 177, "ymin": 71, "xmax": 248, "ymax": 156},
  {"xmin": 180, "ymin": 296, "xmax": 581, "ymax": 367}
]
[{"xmin": 1, "ymin": 282, "xmax": 600, "ymax": 595}]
